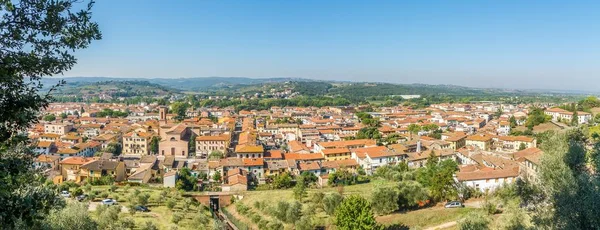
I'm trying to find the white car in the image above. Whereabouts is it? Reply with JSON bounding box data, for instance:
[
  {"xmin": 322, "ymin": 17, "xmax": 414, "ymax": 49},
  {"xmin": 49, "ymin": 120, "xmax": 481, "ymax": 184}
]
[
  {"xmin": 101, "ymin": 199, "xmax": 117, "ymax": 206},
  {"xmin": 60, "ymin": 191, "xmax": 71, "ymax": 198},
  {"xmin": 444, "ymin": 201, "xmax": 464, "ymax": 208}
]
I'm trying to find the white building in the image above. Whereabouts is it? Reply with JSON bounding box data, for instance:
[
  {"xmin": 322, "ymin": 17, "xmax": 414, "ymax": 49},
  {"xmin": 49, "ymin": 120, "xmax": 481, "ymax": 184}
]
[{"xmin": 455, "ymin": 167, "xmax": 520, "ymax": 192}]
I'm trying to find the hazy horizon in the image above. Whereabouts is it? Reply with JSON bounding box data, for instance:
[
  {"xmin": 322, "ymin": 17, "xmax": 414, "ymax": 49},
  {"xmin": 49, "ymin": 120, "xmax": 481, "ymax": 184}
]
[{"xmin": 62, "ymin": 1, "xmax": 600, "ymax": 91}]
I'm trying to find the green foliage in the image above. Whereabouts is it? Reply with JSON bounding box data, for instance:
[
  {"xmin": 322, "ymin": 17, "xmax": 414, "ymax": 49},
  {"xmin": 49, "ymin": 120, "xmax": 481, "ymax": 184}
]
[
  {"xmin": 96, "ymin": 108, "xmax": 128, "ymax": 118},
  {"xmin": 458, "ymin": 211, "xmax": 490, "ymax": 230},
  {"xmin": 103, "ymin": 142, "xmax": 122, "ymax": 156},
  {"xmin": 371, "ymin": 186, "xmax": 399, "ymax": 215},
  {"xmin": 356, "ymin": 127, "xmax": 382, "ymax": 140},
  {"xmin": 88, "ymin": 175, "xmax": 115, "ymax": 186},
  {"xmin": 285, "ymin": 201, "xmax": 303, "ymax": 223},
  {"xmin": 408, "ymin": 124, "xmax": 422, "ymax": 134},
  {"xmin": 149, "ymin": 136, "xmax": 160, "ymax": 154},
  {"xmin": 170, "ymin": 102, "xmax": 189, "ymax": 121},
  {"xmin": 212, "ymin": 170, "xmax": 222, "ymax": 182},
  {"xmin": 43, "ymin": 114, "xmax": 56, "ymax": 122},
  {"xmin": 166, "ymin": 198, "xmax": 177, "ymax": 210},
  {"xmin": 208, "ymin": 150, "xmax": 224, "ymax": 159},
  {"xmin": 397, "ymin": 180, "xmax": 429, "ymax": 210},
  {"xmin": 328, "ymin": 168, "xmax": 357, "ymax": 186},
  {"xmin": 295, "ymin": 215, "xmax": 315, "ymax": 230},
  {"xmin": 527, "ymin": 129, "xmax": 600, "ymax": 229},
  {"xmin": 293, "ymin": 182, "xmax": 307, "ymax": 201},
  {"xmin": 142, "ymin": 221, "xmax": 159, "ymax": 230},
  {"xmin": 271, "ymin": 172, "xmax": 294, "ymax": 189},
  {"xmin": 525, "ymin": 107, "xmax": 550, "ymax": 129},
  {"xmin": 334, "ymin": 195, "xmax": 378, "ymax": 230},
  {"xmin": 416, "ymin": 158, "xmax": 458, "ymax": 202},
  {"xmin": 189, "ymin": 132, "xmax": 197, "ymax": 152},
  {"xmin": 176, "ymin": 167, "xmax": 197, "ymax": 191},
  {"xmin": 0, "ymin": 0, "xmax": 101, "ymax": 227},
  {"xmin": 323, "ymin": 193, "xmax": 344, "ymax": 215},
  {"xmin": 44, "ymin": 203, "xmax": 97, "ymax": 230},
  {"xmin": 171, "ymin": 212, "xmax": 183, "ymax": 224},
  {"xmin": 374, "ymin": 163, "xmax": 409, "ymax": 181},
  {"xmin": 96, "ymin": 205, "xmax": 121, "ymax": 229}
]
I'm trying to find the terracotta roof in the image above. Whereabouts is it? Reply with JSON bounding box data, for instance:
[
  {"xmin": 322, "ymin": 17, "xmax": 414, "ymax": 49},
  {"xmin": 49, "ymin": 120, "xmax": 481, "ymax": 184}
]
[
  {"xmin": 321, "ymin": 147, "xmax": 351, "ymax": 155},
  {"xmin": 466, "ymin": 134, "xmax": 492, "ymax": 142},
  {"xmin": 243, "ymin": 158, "xmax": 264, "ymax": 167},
  {"xmin": 298, "ymin": 162, "xmax": 321, "ymax": 171},
  {"xmin": 81, "ymin": 159, "xmax": 121, "ymax": 171},
  {"xmin": 264, "ymin": 150, "xmax": 283, "ymax": 159},
  {"xmin": 317, "ymin": 139, "xmax": 376, "ymax": 148},
  {"xmin": 283, "ymin": 153, "xmax": 324, "ymax": 161},
  {"xmin": 321, "ymin": 159, "xmax": 359, "ymax": 169},
  {"xmin": 60, "ymin": 157, "xmax": 94, "ymax": 165},
  {"xmin": 235, "ymin": 144, "xmax": 264, "ymax": 153},
  {"xmin": 36, "ymin": 154, "xmax": 60, "ymax": 163},
  {"xmin": 456, "ymin": 166, "xmax": 520, "ymax": 181},
  {"xmin": 513, "ymin": 147, "xmax": 543, "ymax": 161},
  {"xmin": 36, "ymin": 141, "xmax": 54, "ymax": 148}
]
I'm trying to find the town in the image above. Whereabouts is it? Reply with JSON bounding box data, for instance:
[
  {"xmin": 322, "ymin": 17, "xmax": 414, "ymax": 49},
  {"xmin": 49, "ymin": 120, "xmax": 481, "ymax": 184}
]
[{"xmin": 29, "ymin": 97, "xmax": 599, "ymax": 229}]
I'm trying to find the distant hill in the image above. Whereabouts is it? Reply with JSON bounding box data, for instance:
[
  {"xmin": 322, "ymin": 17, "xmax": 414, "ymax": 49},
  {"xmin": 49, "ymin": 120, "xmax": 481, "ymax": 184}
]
[
  {"xmin": 39, "ymin": 77, "xmax": 591, "ymax": 102},
  {"xmin": 41, "ymin": 77, "xmax": 305, "ymax": 92},
  {"xmin": 52, "ymin": 80, "xmax": 180, "ymax": 98}
]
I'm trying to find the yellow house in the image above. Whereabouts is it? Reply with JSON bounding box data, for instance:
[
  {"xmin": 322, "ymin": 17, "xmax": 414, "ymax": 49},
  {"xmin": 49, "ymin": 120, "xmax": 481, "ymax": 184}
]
[
  {"xmin": 80, "ymin": 159, "xmax": 126, "ymax": 182},
  {"xmin": 466, "ymin": 134, "xmax": 493, "ymax": 151},
  {"xmin": 59, "ymin": 157, "xmax": 95, "ymax": 182},
  {"xmin": 446, "ymin": 134, "xmax": 467, "ymax": 150},
  {"xmin": 321, "ymin": 147, "xmax": 352, "ymax": 161},
  {"xmin": 264, "ymin": 159, "xmax": 291, "ymax": 178}
]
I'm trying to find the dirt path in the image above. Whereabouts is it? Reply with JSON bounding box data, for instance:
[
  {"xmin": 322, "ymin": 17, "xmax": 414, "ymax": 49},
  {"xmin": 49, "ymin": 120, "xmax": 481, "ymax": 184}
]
[{"xmin": 424, "ymin": 220, "xmax": 460, "ymax": 230}]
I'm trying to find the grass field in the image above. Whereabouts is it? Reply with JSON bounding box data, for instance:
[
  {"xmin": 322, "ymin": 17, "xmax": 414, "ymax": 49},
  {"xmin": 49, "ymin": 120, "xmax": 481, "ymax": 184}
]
[{"xmin": 376, "ymin": 206, "xmax": 476, "ymax": 229}]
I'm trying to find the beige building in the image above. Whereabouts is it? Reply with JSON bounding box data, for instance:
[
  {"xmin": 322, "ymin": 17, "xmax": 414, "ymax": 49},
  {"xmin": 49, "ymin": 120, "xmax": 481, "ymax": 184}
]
[
  {"xmin": 466, "ymin": 134, "xmax": 493, "ymax": 151},
  {"xmin": 196, "ymin": 134, "xmax": 231, "ymax": 157},
  {"xmin": 44, "ymin": 123, "xmax": 73, "ymax": 135},
  {"xmin": 123, "ymin": 131, "xmax": 153, "ymax": 155}
]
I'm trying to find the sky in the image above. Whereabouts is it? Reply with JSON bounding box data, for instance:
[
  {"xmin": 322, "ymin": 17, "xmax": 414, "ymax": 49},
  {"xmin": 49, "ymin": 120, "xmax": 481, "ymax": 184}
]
[{"xmin": 63, "ymin": 0, "xmax": 600, "ymax": 91}]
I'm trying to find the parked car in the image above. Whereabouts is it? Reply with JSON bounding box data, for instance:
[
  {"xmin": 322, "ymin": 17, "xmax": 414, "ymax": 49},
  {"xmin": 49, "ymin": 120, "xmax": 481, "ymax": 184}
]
[
  {"xmin": 101, "ymin": 199, "xmax": 117, "ymax": 206},
  {"xmin": 76, "ymin": 194, "xmax": 88, "ymax": 202},
  {"xmin": 444, "ymin": 201, "xmax": 464, "ymax": 208},
  {"xmin": 134, "ymin": 205, "xmax": 150, "ymax": 212},
  {"xmin": 60, "ymin": 191, "xmax": 71, "ymax": 198}
]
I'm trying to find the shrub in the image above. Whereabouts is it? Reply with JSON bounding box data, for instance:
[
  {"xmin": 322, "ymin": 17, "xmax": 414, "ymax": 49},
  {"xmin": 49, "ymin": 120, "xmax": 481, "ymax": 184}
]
[
  {"xmin": 285, "ymin": 201, "xmax": 302, "ymax": 223},
  {"xmin": 171, "ymin": 212, "xmax": 183, "ymax": 224},
  {"xmin": 99, "ymin": 192, "xmax": 109, "ymax": 199},
  {"xmin": 323, "ymin": 193, "xmax": 344, "ymax": 215},
  {"xmin": 235, "ymin": 203, "xmax": 250, "ymax": 215},
  {"xmin": 371, "ymin": 186, "xmax": 399, "ymax": 215},
  {"xmin": 166, "ymin": 199, "xmax": 177, "ymax": 210},
  {"xmin": 458, "ymin": 212, "xmax": 490, "ymax": 230}
]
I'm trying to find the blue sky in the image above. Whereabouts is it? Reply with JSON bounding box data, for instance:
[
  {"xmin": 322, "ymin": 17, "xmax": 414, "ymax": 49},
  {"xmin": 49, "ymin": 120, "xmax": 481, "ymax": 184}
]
[{"xmin": 64, "ymin": 0, "xmax": 600, "ymax": 90}]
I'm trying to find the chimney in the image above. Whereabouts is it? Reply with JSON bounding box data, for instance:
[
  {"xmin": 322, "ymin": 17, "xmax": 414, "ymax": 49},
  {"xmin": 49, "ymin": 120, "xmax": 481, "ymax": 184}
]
[{"xmin": 416, "ymin": 140, "xmax": 422, "ymax": 152}]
